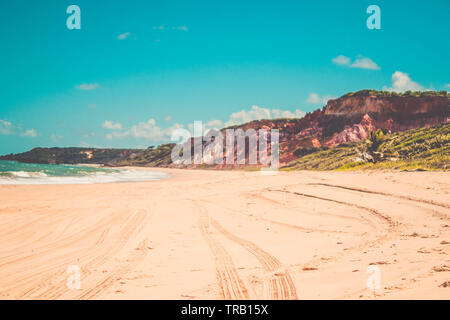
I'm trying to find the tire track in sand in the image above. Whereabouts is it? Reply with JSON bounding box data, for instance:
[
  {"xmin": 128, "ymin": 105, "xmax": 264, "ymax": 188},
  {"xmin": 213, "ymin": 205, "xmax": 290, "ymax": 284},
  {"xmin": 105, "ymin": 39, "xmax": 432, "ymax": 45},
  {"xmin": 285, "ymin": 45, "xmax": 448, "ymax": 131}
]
[
  {"xmin": 75, "ymin": 208, "xmax": 151, "ymax": 300},
  {"xmin": 197, "ymin": 208, "xmax": 250, "ymax": 300},
  {"xmin": 307, "ymin": 183, "xmax": 450, "ymax": 210},
  {"xmin": 269, "ymin": 188, "xmax": 396, "ymax": 228},
  {"xmin": 23, "ymin": 207, "xmax": 151, "ymax": 299},
  {"xmin": 210, "ymin": 219, "xmax": 298, "ymax": 300}
]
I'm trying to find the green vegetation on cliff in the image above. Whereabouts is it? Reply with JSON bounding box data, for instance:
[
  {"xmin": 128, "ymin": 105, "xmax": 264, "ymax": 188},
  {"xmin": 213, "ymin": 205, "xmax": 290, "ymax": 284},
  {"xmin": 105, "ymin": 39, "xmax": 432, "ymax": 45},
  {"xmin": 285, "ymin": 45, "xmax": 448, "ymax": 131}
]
[
  {"xmin": 115, "ymin": 144, "xmax": 175, "ymax": 167},
  {"xmin": 283, "ymin": 122, "xmax": 450, "ymax": 171},
  {"xmin": 342, "ymin": 89, "xmax": 449, "ymax": 99}
]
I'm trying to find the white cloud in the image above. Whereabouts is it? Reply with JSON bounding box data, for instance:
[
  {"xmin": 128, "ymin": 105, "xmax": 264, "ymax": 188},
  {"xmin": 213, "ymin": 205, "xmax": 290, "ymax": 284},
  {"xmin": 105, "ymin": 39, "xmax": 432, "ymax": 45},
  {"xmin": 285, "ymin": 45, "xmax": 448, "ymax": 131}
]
[
  {"xmin": 445, "ymin": 84, "xmax": 450, "ymax": 89},
  {"xmin": 383, "ymin": 71, "xmax": 424, "ymax": 93},
  {"xmin": 21, "ymin": 129, "xmax": 38, "ymax": 138},
  {"xmin": 0, "ymin": 120, "xmax": 38, "ymax": 138},
  {"xmin": 76, "ymin": 83, "xmax": 99, "ymax": 91},
  {"xmin": 224, "ymin": 106, "xmax": 305, "ymax": 127},
  {"xmin": 104, "ymin": 106, "xmax": 305, "ymax": 142},
  {"xmin": 332, "ymin": 55, "xmax": 351, "ymax": 66},
  {"xmin": 307, "ymin": 93, "xmax": 335, "ymax": 105},
  {"xmin": 105, "ymin": 119, "xmax": 184, "ymax": 142},
  {"xmin": 183, "ymin": 106, "xmax": 306, "ymax": 135},
  {"xmin": 184, "ymin": 105, "xmax": 306, "ymax": 135},
  {"xmin": 153, "ymin": 25, "xmax": 188, "ymax": 31},
  {"xmin": 0, "ymin": 120, "xmax": 13, "ymax": 135},
  {"xmin": 205, "ymin": 119, "xmax": 223, "ymax": 129},
  {"xmin": 126, "ymin": 119, "xmax": 164, "ymax": 140},
  {"xmin": 306, "ymin": 93, "xmax": 321, "ymax": 104},
  {"xmin": 173, "ymin": 26, "xmax": 188, "ymax": 31},
  {"xmin": 350, "ymin": 57, "xmax": 380, "ymax": 70},
  {"xmin": 102, "ymin": 120, "xmax": 123, "ymax": 130},
  {"xmin": 332, "ymin": 54, "xmax": 380, "ymax": 70},
  {"xmin": 164, "ymin": 116, "xmax": 172, "ymax": 122},
  {"xmin": 225, "ymin": 106, "xmax": 270, "ymax": 126},
  {"xmin": 187, "ymin": 119, "xmax": 224, "ymax": 134},
  {"xmin": 117, "ymin": 32, "xmax": 131, "ymax": 40}
]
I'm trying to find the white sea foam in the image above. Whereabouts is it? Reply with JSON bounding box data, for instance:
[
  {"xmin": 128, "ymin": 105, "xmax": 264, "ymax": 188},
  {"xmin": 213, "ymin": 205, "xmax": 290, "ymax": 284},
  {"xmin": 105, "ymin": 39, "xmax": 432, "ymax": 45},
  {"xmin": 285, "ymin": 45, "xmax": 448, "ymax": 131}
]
[
  {"xmin": 0, "ymin": 169, "xmax": 169, "ymax": 185},
  {"xmin": 8, "ymin": 171, "xmax": 48, "ymax": 178}
]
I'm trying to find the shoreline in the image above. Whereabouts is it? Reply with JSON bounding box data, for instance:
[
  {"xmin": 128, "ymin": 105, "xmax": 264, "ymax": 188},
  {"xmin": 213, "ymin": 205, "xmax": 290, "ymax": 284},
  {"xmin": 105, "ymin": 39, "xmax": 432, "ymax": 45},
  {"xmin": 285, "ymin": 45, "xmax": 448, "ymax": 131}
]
[{"xmin": 0, "ymin": 164, "xmax": 170, "ymax": 185}]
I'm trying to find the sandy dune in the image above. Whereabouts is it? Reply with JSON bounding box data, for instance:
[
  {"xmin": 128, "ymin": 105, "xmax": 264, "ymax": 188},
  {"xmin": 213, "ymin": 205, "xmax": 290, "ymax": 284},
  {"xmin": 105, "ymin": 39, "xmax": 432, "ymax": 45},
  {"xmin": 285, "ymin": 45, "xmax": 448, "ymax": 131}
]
[{"xmin": 0, "ymin": 169, "xmax": 449, "ymax": 299}]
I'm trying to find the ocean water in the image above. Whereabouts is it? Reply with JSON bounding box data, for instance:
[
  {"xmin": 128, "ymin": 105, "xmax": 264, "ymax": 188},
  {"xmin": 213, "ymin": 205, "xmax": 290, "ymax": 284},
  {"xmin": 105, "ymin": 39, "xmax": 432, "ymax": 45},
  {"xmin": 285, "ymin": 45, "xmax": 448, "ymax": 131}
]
[{"xmin": 0, "ymin": 160, "xmax": 168, "ymax": 185}]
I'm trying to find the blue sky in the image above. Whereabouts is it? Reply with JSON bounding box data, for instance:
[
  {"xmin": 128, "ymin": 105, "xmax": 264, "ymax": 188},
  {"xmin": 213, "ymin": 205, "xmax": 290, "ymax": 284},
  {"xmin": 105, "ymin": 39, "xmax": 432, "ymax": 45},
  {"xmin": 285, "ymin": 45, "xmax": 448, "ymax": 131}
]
[{"xmin": 0, "ymin": 0, "xmax": 449, "ymax": 154}]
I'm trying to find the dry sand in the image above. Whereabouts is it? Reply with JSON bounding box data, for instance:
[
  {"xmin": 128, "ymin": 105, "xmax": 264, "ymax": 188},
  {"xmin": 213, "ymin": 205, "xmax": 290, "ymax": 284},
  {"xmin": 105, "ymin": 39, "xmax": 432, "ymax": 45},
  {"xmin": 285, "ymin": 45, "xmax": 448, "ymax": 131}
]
[{"xmin": 0, "ymin": 168, "xmax": 449, "ymax": 300}]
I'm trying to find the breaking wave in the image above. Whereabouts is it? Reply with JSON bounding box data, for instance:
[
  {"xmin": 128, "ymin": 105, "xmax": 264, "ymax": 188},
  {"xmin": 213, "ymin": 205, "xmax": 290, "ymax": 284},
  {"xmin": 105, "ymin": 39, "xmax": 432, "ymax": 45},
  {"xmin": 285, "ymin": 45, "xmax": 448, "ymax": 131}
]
[{"xmin": 0, "ymin": 161, "xmax": 168, "ymax": 185}]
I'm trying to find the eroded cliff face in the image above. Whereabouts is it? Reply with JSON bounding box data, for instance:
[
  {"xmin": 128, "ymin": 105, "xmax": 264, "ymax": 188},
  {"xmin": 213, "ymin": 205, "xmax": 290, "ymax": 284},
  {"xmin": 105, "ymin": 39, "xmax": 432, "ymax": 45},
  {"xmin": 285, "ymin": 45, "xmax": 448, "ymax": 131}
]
[
  {"xmin": 324, "ymin": 94, "xmax": 448, "ymax": 117},
  {"xmin": 321, "ymin": 93, "xmax": 449, "ymax": 147},
  {"xmin": 324, "ymin": 114, "xmax": 375, "ymax": 147},
  {"xmin": 163, "ymin": 91, "xmax": 449, "ymax": 167}
]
